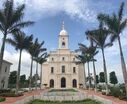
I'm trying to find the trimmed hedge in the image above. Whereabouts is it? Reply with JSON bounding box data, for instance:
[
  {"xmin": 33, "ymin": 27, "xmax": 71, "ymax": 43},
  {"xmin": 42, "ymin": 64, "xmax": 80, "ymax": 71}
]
[
  {"xmin": 0, "ymin": 93, "xmax": 23, "ymax": 97},
  {"xmin": 0, "ymin": 89, "xmax": 11, "ymax": 93},
  {"xmin": 0, "ymin": 97, "xmax": 6, "ymax": 102}
]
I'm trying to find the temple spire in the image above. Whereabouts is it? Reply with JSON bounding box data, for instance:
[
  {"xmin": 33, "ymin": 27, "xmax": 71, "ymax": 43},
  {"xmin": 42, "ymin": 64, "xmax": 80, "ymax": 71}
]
[{"xmin": 62, "ymin": 21, "xmax": 65, "ymax": 30}]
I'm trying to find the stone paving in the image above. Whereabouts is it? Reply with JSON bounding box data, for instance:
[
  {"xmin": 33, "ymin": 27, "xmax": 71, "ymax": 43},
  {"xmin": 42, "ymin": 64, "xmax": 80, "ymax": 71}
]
[{"xmin": 0, "ymin": 89, "xmax": 127, "ymax": 104}]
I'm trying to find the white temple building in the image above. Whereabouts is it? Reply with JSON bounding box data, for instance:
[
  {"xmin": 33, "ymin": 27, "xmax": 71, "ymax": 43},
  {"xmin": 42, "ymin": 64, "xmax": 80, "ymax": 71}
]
[
  {"xmin": 41, "ymin": 22, "xmax": 86, "ymax": 89},
  {"xmin": 0, "ymin": 60, "xmax": 12, "ymax": 89}
]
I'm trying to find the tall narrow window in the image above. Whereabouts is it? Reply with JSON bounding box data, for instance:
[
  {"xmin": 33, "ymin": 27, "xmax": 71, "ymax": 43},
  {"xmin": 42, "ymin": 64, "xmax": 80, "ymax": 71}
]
[
  {"xmin": 62, "ymin": 57, "xmax": 65, "ymax": 61},
  {"xmin": 5, "ymin": 66, "xmax": 7, "ymax": 72},
  {"xmin": 62, "ymin": 66, "xmax": 65, "ymax": 73},
  {"xmin": 51, "ymin": 58, "xmax": 54, "ymax": 61},
  {"xmin": 73, "ymin": 67, "xmax": 76, "ymax": 73},
  {"xmin": 51, "ymin": 67, "xmax": 54, "ymax": 73}
]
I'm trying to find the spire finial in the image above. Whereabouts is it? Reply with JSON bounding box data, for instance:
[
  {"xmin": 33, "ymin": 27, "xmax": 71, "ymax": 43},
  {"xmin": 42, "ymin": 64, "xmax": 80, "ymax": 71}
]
[{"xmin": 62, "ymin": 21, "xmax": 64, "ymax": 30}]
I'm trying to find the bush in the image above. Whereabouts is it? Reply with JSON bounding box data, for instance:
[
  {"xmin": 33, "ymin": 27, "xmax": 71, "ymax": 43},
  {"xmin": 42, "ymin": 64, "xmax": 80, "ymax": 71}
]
[
  {"xmin": 0, "ymin": 93, "xmax": 23, "ymax": 97},
  {"xmin": 97, "ymin": 85, "xmax": 102, "ymax": 91},
  {"xmin": 119, "ymin": 95, "xmax": 127, "ymax": 101},
  {"xmin": 109, "ymin": 86, "xmax": 121, "ymax": 97},
  {"xmin": 119, "ymin": 84, "xmax": 126, "ymax": 93},
  {"xmin": 0, "ymin": 89, "xmax": 11, "ymax": 93},
  {"xmin": 0, "ymin": 97, "xmax": 6, "ymax": 102}
]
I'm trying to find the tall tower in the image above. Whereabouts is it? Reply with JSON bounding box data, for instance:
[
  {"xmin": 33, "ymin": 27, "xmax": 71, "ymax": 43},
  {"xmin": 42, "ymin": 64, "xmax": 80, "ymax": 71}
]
[{"xmin": 58, "ymin": 21, "xmax": 69, "ymax": 49}]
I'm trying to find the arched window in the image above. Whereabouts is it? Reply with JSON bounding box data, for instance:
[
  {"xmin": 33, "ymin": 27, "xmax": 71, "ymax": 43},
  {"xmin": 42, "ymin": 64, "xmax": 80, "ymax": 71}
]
[
  {"xmin": 61, "ymin": 77, "xmax": 66, "ymax": 88},
  {"xmin": 72, "ymin": 79, "xmax": 77, "ymax": 88},
  {"xmin": 62, "ymin": 42, "xmax": 65, "ymax": 47},
  {"xmin": 49, "ymin": 79, "xmax": 54, "ymax": 88}
]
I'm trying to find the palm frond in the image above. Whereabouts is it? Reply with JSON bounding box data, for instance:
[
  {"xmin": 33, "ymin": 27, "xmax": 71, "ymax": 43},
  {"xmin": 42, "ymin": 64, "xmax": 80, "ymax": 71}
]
[
  {"xmin": 6, "ymin": 38, "xmax": 17, "ymax": 47},
  {"xmin": 119, "ymin": 19, "xmax": 127, "ymax": 33},
  {"xmin": 104, "ymin": 43, "xmax": 113, "ymax": 48},
  {"xmin": 9, "ymin": 21, "xmax": 34, "ymax": 32},
  {"xmin": 118, "ymin": 2, "xmax": 124, "ymax": 21}
]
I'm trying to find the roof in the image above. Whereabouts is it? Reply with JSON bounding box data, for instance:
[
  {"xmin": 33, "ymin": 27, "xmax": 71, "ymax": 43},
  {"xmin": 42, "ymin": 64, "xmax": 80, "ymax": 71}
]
[{"xmin": 3, "ymin": 60, "xmax": 12, "ymax": 65}]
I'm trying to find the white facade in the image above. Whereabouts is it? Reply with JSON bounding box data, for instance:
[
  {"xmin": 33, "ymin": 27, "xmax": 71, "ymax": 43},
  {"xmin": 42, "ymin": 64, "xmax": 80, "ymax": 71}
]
[
  {"xmin": 41, "ymin": 22, "xmax": 86, "ymax": 89},
  {"xmin": 0, "ymin": 60, "xmax": 12, "ymax": 89}
]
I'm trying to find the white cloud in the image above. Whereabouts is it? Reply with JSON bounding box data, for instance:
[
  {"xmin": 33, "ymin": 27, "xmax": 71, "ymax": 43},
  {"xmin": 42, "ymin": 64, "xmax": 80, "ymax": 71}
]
[
  {"xmin": 3, "ymin": 50, "xmax": 40, "ymax": 78},
  {"xmin": 0, "ymin": 0, "xmax": 96, "ymax": 22}
]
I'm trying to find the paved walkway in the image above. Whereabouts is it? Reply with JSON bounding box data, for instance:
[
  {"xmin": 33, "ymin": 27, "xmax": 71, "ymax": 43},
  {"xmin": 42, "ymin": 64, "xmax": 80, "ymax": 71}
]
[
  {"xmin": 0, "ymin": 89, "xmax": 127, "ymax": 104},
  {"xmin": 81, "ymin": 89, "xmax": 127, "ymax": 104}
]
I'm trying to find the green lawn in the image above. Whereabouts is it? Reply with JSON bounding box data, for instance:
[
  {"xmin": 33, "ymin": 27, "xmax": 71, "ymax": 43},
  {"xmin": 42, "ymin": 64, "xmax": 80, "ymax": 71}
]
[{"xmin": 28, "ymin": 99, "xmax": 103, "ymax": 104}]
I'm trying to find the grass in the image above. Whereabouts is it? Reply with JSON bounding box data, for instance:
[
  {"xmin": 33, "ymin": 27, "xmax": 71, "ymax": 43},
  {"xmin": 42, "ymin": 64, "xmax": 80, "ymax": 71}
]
[
  {"xmin": 48, "ymin": 89, "xmax": 77, "ymax": 92},
  {"xmin": 28, "ymin": 99, "xmax": 103, "ymax": 104}
]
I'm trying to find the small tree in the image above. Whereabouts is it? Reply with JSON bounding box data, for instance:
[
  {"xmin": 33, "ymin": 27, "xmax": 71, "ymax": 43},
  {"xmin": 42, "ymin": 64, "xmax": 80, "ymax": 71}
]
[
  {"xmin": 8, "ymin": 71, "xmax": 17, "ymax": 88},
  {"xmin": 109, "ymin": 71, "xmax": 118, "ymax": 85},
  {"xmin": 99, "ymin": 72, "xmax": 105, "ymax": 83},
  {"xmin": 20, "ymin": 74, "xmax": 26, "ymax": 88}
]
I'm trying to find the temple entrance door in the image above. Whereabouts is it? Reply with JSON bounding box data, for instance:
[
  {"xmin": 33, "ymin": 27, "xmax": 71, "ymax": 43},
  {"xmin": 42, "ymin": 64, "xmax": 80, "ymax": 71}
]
[{"xmin": 61, "ymin": 77, "xmax": 66, "ymax": 88}]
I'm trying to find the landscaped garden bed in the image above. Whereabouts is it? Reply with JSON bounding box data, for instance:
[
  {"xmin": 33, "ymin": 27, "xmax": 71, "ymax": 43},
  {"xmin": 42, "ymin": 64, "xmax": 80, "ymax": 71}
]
[
  {"xmin": 28, "ymin": 99, "xmax": 102, "ymax": 104},
  {"xmin": 0, "ymin": 97, "xmax": 6, "ymax": 102},
  {"xmin": 0, "ymin": 92, "xmax": 23, "ymax": 97},
  {"xmin": 49, "ymin": 89, "xmax": 77, "ymax": 92}
]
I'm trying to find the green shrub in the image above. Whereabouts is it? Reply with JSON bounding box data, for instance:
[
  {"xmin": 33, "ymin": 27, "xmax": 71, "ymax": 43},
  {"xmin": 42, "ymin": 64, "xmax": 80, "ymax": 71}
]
[
  {"xmin": 0, "ymin": 93, "xmax": 23, "ymax": 97},
  {"xmin": 119, "ymin": 93, "xmax": 127, "ymax": 101},
  {"xmin": 109, "ymin": 86, "xmax": 121, "ymax": 97},
  {"xmin": 119, "ymin": 84, "xmax": 126, "ymax": 94},
  {"xmin": 0, "ymin": 97, "xmax": 6, "ymax": 102},
  {"xmin": 0, "ymin": 89, "xmax": 11, "ymax": 93}
]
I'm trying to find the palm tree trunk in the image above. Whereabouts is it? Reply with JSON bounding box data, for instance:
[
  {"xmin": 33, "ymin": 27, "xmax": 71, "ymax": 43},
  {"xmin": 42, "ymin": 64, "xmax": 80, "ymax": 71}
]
[
  {"xmin": 16, "ymin": 49, "xmax": 22, "ymax": 94},
  {"xmin": 35, "ymin": 62, "xmax": 38, "ymax": 90},
  {"xmin": 83, "ymin": 63, "xmax": 87, "ymax": 89},
  {"xmin": 87, "ymin": 62, "xmax": 91, "ymax": 90},
  {"xmin": 101, "ymin": 48, "xmax": 108, "ymax": 95},
  {"xmin": 29, "ymin": 57, "xmax": 33, "ymax": 91},
  {"xmin": 93, "ymin": 59, "xmax": 97, "ymax": 92},
  {"xmin": 118, "ymin": 35, "xmax": 127, "ymax": 97},
  {"xmin": 0, "ymin": 33, "xmax": 7, "ymax": 80},
  {"xmin": 40, "ymin": 64, "xmax": 42, "ymax": 89}
]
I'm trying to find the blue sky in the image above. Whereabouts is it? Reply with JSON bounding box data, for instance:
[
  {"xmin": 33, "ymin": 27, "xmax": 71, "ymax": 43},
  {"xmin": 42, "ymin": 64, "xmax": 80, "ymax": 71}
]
[{"xmin": 0, "ymin": 0, "xmax": 127, "ymax": 83}]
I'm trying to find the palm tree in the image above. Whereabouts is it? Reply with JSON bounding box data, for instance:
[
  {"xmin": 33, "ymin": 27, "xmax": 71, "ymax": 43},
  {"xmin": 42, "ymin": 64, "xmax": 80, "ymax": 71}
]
[
  {"xmin": 37, "ymin": 53, "xmax": 48, "ymax": 89},
  {"xmin": 98, "ymin": 2, "xmax": 127, "ymax": 96},
  {"xmin": 79, "ymin": 43, "xmax": 98, "ymax": 92},
  {"xmin": 75, "ymin": 53, "xmax": 87, "ymax": 89},
  {"xmin": 33, "ymin": 40, "xmax": 46, "ymax": 90},
  {"xmin": 78, "ymin": 43, "xmax": 98, "ymax": 91},
  {"xmin": 76, "ymin": 50, "xmax": 93, "ymax": 90},
  {"xmin": 6, "ymin": 31, "xmax": 33, "ymax": 93},
  {"xmin": 28, "ymin": 38, "xmax": 41, "ymax": 91},
  {"xmin": 0, "ymin": 0, "xmax": 34, "ymax": 74},
  {"xmin": 86, "ymin": 21, "xmax": 112, "ymax": 94}
]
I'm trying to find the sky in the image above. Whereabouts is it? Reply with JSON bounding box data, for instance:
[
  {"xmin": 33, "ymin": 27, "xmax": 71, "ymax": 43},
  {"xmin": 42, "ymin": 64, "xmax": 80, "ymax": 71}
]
[{"xmin": 0, "ymin": 0, "xmax": 127, "ymax": 83}]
